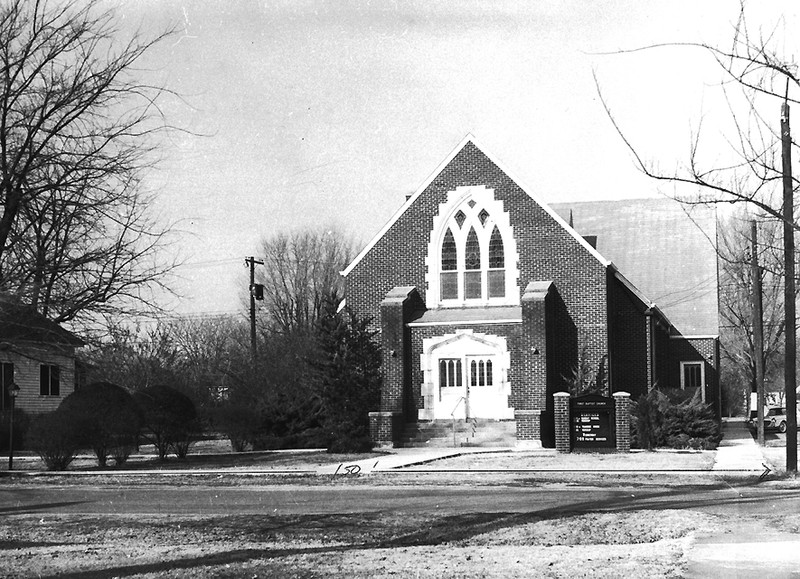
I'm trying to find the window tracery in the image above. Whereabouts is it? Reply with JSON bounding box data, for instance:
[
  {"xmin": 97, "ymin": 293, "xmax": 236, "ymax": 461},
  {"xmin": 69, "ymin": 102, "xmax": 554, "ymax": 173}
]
[{"xmin": 426, "ymin": 186, "xmax": 518, "ymax": 308}]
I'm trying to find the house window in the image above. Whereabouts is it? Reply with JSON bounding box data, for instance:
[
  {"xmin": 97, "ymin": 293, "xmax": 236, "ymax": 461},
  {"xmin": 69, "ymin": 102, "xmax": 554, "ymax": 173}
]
[
  {"xmin": 1, "ymin": 362, "xmax": 13, "ymax": 411},
  {"xmin": 40, "ymin": 364, "xmax": 60, "ymax": 396},
  {"xmin": 680, "ymin": 361, "xmax": 703, "ymax": 390}
]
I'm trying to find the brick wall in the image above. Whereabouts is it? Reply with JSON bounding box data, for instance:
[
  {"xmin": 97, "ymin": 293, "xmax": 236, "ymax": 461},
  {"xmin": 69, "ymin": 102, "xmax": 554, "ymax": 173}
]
[
  {"xmin": 345, "ymin": 142, "xmax": 613, "ymax": 437},
  {"xmin": 668, "ymin": 336, "xmax": 720, "ymax": 415},
  {"xmin": 515, "ymin": 409, "xmax": 541, "ymax": 447},
  {"xmin": 345, "ymin": 142, "xmax": 610, "ymax": 377},
  {"xmin": 379, "ymin": 287, "xmax": 425, "ymax": 415},
  {"xmin": 369, "ymin": 411, "xmax": 403, "ymax": 448},
  {"xmin": 607, "ymin": 274, "xmax": 650, "ymax": 399}
]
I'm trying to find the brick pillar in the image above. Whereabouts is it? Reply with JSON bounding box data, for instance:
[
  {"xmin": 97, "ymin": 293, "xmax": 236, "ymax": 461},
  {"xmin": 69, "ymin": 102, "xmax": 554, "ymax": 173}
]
[
  {"xmin": 520, "ymin": 281, "xmax": 552, "ymax": 412},
  {"xmin": 514, "ymin": 409, "xmax": 542, "ymax": 449},
  {"xmin": 374, "ymin": 286, "xmax": 424, "ymax": 447},
  {"xmin": 613, "ymin": 391, "xmax": 631, "ymax": 453},
  {"xmin": 554, "ymin": 392, "xmax": 571, "ymax": 453},
  {"xmin": 369, "ymin": 411, "xmax": 402, "ymax": 449}
]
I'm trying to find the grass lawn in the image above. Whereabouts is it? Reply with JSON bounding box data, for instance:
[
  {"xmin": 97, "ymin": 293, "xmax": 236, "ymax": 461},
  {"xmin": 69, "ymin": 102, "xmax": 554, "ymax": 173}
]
[
  {"xmin": 1, "ymin": 434, "xmax": 790, "ymax": 577},
  {"xmin": 2, "ymin": 508, "xmax": 730, "ymax": 578}
]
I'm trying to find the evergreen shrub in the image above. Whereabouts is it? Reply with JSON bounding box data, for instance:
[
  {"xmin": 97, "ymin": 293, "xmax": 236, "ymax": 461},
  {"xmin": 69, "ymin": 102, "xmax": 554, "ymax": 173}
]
[{"xmin": 631, "ymin": 388, "xmax": 721, "ymax": 450}]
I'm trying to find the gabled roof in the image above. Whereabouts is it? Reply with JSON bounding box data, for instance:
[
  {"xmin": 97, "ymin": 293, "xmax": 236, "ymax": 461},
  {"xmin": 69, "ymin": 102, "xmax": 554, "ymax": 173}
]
[
  {"xmin": 552, "ymin": 198, "xmax": 719, "ymax": 337},
  {"xmin": 340, "ymin": 135, "xmax": 717, "ymax": 338},
  {"xmin": 0, "ymin": 297, "xmax": 84, "ymax": 347},
  {"xmin": 342, "ymin": 134, "xmax": 611, "ymax": 276}
]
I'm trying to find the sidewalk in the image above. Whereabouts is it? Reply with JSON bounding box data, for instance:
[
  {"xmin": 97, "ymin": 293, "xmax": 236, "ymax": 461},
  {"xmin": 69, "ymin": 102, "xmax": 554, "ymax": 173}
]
[
  {"xmin": 317, "ymin": 420, "xmax": 769, "ymax": 476},
  {"xmin": 686, "ymin": 420, "xmax": 797, "ymax": 578},
  {"xmin": 1, "ymin": 420, "xmax": 771, "ymax": 477},
  {"xmin": 711, "ymin": 419, "xmax": 770, "ymax": 474},
  {"xmin": 315, "ymin": 447, "xmax": 504, "ymax": 475}
]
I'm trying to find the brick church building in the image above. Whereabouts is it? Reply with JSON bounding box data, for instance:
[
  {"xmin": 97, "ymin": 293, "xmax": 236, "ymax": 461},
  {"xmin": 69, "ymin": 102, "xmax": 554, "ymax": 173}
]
[{"xmin": 342, "ymin": 135, "xmax": 720, "ymax": 448}]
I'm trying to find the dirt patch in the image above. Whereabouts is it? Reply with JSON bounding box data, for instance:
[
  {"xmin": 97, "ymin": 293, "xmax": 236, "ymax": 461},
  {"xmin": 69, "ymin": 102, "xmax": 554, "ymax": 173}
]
[{"xmin": 1, "ymin": 509, "xmax": 728, "ymax": 578}]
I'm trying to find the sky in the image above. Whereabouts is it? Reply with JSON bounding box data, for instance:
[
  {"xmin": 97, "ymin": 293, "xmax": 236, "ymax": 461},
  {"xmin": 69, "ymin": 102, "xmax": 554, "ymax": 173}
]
[{"xmin": 103, "ymin": 0, "xmax": 799, "ymax": 319}]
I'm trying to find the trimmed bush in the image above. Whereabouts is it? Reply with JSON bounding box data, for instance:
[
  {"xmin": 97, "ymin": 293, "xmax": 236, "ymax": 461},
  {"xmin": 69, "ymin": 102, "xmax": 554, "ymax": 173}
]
[
  {"xmin": 28, "ymin": 412, "xmax": 82, "ymax": 471},
  {"xmin": 213, "ymin": 404, "xmax": 262, "ymax": 452},
  {"xmin": 134, "ymin": 385, "xmax": 198, "ymax": 460},
  {"xmin": 58, "ymin": 381, "xmax": 142, "ymax": 467},
  {"xmin": 0, "ymin": 408, "xmax": 30, "ymax": 452},
  {"xmin": 631, "ymin": 388, "xmax": 721, "ymax": 450}
]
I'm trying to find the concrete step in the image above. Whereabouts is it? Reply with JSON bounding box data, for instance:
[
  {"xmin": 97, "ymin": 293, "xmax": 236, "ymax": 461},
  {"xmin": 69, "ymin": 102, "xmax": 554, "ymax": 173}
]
[{"xmin": 400, "ymin": 419, "xmax": 516, "ymax": 448}]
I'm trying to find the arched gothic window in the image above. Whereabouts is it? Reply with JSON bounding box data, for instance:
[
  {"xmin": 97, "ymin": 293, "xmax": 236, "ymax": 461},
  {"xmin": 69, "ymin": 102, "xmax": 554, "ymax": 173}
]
[
  {"xmin": 488, "ymin": 226, "xmax": 505, "ymax": 298},
  {"xmin": 440, "ymin": 229, "xmax": 458, "ymax": 300},
  {"xmin": 437, "ymin": 202, "xmax": 508, "ymax": 303}
]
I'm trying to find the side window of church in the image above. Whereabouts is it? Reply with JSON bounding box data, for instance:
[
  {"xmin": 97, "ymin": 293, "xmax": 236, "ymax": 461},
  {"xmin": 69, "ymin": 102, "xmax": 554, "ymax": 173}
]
[
  {"xmin": 681, "ymin": 362, "xmax": 702, "ymax": 389},
  {"xmin": 40, "ymin": 364, "xmax": 60, "ymax": 396}
]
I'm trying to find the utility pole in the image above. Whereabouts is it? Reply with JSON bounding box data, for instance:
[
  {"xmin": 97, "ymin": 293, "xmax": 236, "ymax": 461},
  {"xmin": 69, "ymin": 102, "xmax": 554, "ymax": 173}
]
[
  {"xmin": 245, "ymin": 256, "xmax": 264, "ymax": 359},
  {"xmin": 781, "ymin": 100, "xmax": 797, "ymax": 472},
  {"xmin": 752, "ymin": 221, "xmax": 766, "ymax": 446}
]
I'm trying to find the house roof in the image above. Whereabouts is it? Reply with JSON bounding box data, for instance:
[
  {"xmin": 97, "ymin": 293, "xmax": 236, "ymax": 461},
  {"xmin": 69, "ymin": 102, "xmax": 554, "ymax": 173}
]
[
  {"xmin": 0, "ymin": 298, "xmax": 84, "ymax": 347},
  {"xmin": 551, "ymin": 198, "xmax": 719, "ymax": 337}
]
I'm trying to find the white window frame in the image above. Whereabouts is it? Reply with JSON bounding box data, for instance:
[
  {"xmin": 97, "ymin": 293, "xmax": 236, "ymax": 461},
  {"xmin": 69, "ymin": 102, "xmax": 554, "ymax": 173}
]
[
  {"xmin": 680, "ymin": 361, "xmax": 705, "ymax": 401},
  {"xmin": 426, "ymin": 186, "xmax": 519, "ymax": 309}
]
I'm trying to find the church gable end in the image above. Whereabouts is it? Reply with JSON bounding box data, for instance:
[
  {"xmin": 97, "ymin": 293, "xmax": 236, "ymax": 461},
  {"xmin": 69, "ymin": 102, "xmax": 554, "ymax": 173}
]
[{"xmin": 344, "ymin": 137, "xmax": 609, "ymax": 330}]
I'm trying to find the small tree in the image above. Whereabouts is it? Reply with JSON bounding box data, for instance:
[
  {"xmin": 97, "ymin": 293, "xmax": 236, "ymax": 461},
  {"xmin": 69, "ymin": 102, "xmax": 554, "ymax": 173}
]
[
  {"xmin": 134, "ymin": 385, "xmax": 197, "ymax": 460},
  {"xmin": 28, "ymin": 412, "xmax": 82, "ymax": 471},
  {"xmin": 315, "ymin": 304, "xmax": 381, "ymax": 453},
  {"xmin": 213, "ymin": 404, "xmax": 262, "ymax": 452},
  {"xmin": 58, "ymin": 381, "xmax": 142, "ymax": 467}
]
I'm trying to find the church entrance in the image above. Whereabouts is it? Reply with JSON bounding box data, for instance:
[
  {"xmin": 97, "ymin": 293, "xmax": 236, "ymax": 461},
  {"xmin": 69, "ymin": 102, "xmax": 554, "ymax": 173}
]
[{"xmin": 421, "ymin": 330, "xmax": 514, "ymax": 421}]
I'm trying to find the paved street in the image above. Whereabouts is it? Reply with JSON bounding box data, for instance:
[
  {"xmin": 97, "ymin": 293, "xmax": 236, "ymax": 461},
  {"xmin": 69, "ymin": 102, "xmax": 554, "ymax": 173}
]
[{"xmin": 3, "ymin": 480, "xmax": 800, "ymax": 518}]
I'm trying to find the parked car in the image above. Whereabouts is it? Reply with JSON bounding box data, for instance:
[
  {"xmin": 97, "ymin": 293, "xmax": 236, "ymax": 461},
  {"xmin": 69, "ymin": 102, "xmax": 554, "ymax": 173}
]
[
  {"xmin": 748, "ymin": 407, "xmax": 790, "ymax": 433},
  {"xmin": 764, "ymin": 407, "xmax": 788, "ymax": 433}
]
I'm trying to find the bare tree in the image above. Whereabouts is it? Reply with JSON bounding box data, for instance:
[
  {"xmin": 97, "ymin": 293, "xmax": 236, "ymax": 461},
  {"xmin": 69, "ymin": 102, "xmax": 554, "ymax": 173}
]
[
  {"xmin": 596, "ymin": 1, "xmax": 800, "ymax": 467},
  {"xmin": 257, "ymin": 228, "xmax": 353, "ymax": 335},
  {"xmin": 595, "ymin": 5, "xmax": 799, "ymax": 218},
  {"xmin": 0, "ymin": 0, "xmax": 178, "ymax": 326},
  {"xmin": 718, "ymin": 213, "xmax": 789, "ymax": 409}
]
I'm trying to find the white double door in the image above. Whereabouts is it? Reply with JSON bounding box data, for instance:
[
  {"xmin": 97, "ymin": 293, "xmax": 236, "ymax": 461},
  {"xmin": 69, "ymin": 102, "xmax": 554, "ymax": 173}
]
[{"xmin": 434, "ymin": 352, "xmax": 502, "ymax": 420}]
